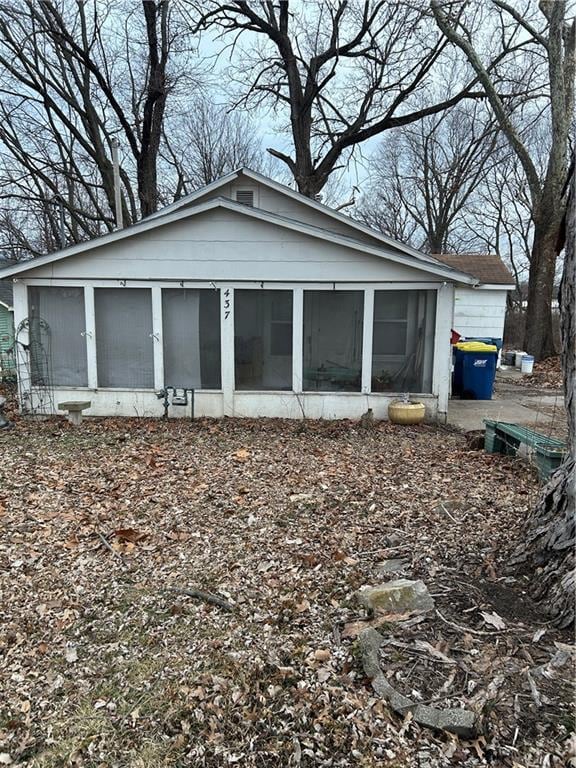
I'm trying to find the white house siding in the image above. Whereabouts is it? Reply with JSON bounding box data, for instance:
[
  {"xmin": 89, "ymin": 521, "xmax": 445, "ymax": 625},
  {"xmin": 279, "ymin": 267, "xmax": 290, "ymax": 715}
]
[
  {"xmin": 25, "ymin": 209, "xmax": 442, "ymax": 284},
  {"xmin": 179, "ymin": 180, "xmax": 396, "ymax": 247},
  {"xmin": 453, "ymin": 288, "xmax": 508, "ymax": 340},
  {"xmin": 8, "ymin": 204, "xmax": 462, "ymax": 423}
]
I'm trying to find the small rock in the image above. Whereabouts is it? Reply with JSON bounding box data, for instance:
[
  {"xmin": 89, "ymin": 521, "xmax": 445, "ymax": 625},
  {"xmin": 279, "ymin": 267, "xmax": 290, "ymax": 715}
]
[
  {"xmin": 65, "ymin": 642, "xmax": 78, "ymax": 663},
  {"xmin": 384, "ymin": 532, "xmax": 402, "ymax": 547},
  {"xmin": 357, "ymin": 579, "xmax": 434, "ymax": 615}
]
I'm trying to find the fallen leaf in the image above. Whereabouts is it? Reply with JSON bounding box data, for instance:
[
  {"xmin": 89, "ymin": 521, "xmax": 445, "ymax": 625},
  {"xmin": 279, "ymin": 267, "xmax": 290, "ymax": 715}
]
[
  {"xmin": 341, "ymin": 621, "xmax": 366, "ymax": 639},
  {"xmin": 114, "ymin": 528, "xmax": 147, "ymax": 543},
  {"xmin": 480, "ymin": 610, "xmax": 506, "ymax": 630},
  {"xmin": 233, "ymin": 448, "xmax": 251, "ymax": 462},
  {"xmin": 299, "ymin": 554, "xmax": 320, "ymax": 567},
  {"xmin": 413, "ymin": 640, "xmax": 455, "ymax": 665}
]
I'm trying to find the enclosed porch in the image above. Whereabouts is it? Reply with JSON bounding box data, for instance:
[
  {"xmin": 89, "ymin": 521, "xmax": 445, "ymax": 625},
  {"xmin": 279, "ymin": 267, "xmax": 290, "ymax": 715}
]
[{"xmin": 12, "ymin": 280, "xmax": 453, "ymax": 421}]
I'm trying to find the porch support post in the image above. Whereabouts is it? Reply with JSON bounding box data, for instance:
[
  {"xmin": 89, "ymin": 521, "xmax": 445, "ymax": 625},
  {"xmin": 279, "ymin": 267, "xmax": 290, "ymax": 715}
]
[
  {"xmin": 220, "ymin": 286, "xmax": 235, "ymax": 416},
  {"xmin": 12, "ymin": 280, "xmax": 28, "ymax": 346},
  {"xmin": 292, "ymin": 287, "xmax": 303, "ymax": 394},
  {"xmin": 84, "ymin": 286, "xmax": 98, "ymax": 388},
  {"xmin": 432, "ymin": 282, "xmax": 454, "ymax": 422},
  {"xmin": 361, "ymin": 288, "xmax": 374, "ymax": 394},
  {"xmin": 12, "ymin": 280, "xmax": 29, "ymax": 411},
  {"xmin": 151, "ymin": 287, "xmax": 164, "ymax": 390}
]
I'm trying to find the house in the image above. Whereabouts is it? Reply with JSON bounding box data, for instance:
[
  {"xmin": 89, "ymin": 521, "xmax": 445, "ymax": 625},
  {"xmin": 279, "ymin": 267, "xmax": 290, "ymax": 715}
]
[
  {"xmin": 432, "ymin": 253, "xmax": 515, "ymax": 341},
  {"xmin": 0, "ymin": 282, "xmax": 14, "ymax": 376},
  {"xmin": 0, "ymin": 168, "xmax": 486, "ymax": 421}
]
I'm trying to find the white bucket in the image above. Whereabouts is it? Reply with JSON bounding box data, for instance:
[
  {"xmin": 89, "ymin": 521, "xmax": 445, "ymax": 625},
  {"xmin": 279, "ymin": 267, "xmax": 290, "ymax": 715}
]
[
  {"xmin": 521, "ymin": 355, "xmax": 535, "ymax": 374},
  {"xmin": 515, "ymin": 351, "xmax": 526, "ymax": 369}
]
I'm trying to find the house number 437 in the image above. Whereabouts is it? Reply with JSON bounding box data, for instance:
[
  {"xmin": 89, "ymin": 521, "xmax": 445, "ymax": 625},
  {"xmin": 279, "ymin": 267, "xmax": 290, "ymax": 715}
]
[{"xmin": 224, "ymin": 289, "xmax": 231, "ymax": 320}]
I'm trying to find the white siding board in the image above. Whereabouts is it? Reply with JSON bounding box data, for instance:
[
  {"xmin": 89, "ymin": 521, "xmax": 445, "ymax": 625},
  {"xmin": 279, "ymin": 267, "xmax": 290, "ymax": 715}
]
[
  {"xmin": 191, "ymin": 180, "xmax": 383, "ymax": 245},
  {"xmin": 454, "ymin": 288, "xmax": 507, "ymax": 339},
  {"xmin": 20, "ymin": 209, "xmax": 443, "ymax": 284}
]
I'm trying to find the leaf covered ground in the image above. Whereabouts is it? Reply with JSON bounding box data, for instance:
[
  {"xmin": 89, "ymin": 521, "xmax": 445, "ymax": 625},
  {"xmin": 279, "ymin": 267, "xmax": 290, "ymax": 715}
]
[{"xmin": 0, "ymin": 416, "xmax": 574, "ymax": 767}]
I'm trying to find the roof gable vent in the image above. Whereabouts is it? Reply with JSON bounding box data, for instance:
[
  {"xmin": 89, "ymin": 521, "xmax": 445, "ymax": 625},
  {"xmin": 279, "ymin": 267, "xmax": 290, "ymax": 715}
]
[{"xmin": 235, "ymin": 189, "xmax": 254, "ymax": 207}]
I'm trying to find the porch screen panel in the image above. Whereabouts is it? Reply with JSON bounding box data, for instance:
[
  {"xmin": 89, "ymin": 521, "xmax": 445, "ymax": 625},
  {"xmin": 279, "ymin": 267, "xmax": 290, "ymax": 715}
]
[
  {"xmin": 371, "ymin": 290, "xmax": 436, "ymax": 393},
  {"xmin": 163, "ymin": 289, "xmax": 221, "ymax": 389},
  {"xmin": 303, "ymin": 291, "xmax": 363, "ymax": 392},
  {"xmin": 28, "ymin": 286, "xmax": 88, "ymax": 386},
  {"xmin": 234, "ymin": 290, "xmax": 292, "ymax": 390},
  {"xmin": 95, "ymin": 288, "xmax": 154, "ymax": 388}
]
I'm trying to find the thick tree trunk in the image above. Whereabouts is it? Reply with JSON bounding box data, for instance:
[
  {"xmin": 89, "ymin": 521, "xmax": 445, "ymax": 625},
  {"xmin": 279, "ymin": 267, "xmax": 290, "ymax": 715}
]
[
  {"xmin": 294, "ymin": 164, "xmax": 327, "ymax": 199},
  {"xmin": 138, "ymin": 0, "xmax": 168, "ymax": 218},
  {"xmin": 523, "ymin": 219, "xmax": 560, "ymax": 360},
  {"xmin": 516, "ymin": 458, "xmax": 575, "ymax": 627},
  {"xmin": 514, "ymin": 163, "xmax": 575, "ymax": 627}
]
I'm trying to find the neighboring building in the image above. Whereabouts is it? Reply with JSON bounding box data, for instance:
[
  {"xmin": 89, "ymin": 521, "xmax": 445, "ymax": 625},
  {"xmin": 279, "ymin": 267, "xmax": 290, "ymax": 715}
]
[
  {"xmin": 0, "ymin": 282, "xmax": 14, "ymax": 376},
  {"xmin": 0, "ymin": 169, "xmax": 485, "ymax": 421},
  {"xmin": 433, "ymin": 253, "xmax": 515, "ymax": 341}
]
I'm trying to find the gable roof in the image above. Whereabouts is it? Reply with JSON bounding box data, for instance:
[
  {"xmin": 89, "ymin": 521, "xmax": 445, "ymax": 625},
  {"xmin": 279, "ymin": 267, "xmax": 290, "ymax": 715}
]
[
  {"xmin": 432, "ymin": 253, "xmax": 515, "ymax": 287},
  {"xmin": 0, "ymin": 178, "xmax": 478, "ymax": 286},
  {"xmin": 0, "ymin": 197, "xmax": 476, "ymax": 284},
  {"xmin": 148, "ymin": 167, "xmax": 454, "ymax": 268}
]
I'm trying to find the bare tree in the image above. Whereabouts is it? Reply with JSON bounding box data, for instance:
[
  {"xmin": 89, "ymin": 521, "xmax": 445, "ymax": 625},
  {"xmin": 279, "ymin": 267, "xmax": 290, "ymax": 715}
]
[
  {"xmin": 356, "ymin": 101, "xmax": 500, "ymax": 253},
  {"xmin": 189, "ymin": 0, "xmax": 506, "ymax": 198},
  {"xmin": 0, "ymin": 0, "xmax": 192, "ymax": 254},
  {"xmin": 432, "ymin": 0, "xmax": 575, "ymax": 360},
  {"xmin": 464, "ymin": 157, "xmax": 534, "ymax": 310},
  {"xmin": 162, "ymin": 97, "xmax": 269, "ymax": 197}
]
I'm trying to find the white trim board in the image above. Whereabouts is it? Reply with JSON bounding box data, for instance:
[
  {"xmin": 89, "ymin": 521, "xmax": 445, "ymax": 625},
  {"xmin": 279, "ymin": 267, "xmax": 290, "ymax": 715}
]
[{"xmin": 473, "ymin": 284, "xmax": 515, "ymax": 291}]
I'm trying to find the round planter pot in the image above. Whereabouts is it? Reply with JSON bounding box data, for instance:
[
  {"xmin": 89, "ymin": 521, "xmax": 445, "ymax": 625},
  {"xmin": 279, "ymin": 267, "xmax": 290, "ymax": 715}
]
[{"xmin": 388, "ymin": 400, "xmax": 426, "ymax": 425}]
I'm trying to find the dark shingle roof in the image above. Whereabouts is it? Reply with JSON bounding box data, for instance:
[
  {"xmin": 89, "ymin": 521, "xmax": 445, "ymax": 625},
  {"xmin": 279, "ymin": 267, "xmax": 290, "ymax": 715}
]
[
  {"xmin": 431, "ymin": 253, "xmax": 514, "ymax": 285},
  {"xmin": 0, "ymin": 281, "xmax": 13, "ymax": 308}
]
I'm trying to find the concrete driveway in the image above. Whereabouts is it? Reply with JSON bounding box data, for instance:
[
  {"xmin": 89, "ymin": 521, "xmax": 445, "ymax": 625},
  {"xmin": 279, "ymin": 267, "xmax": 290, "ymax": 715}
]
[{"xmin": 448, "ymin": 368, "xmax": 566, "ymax": 438}]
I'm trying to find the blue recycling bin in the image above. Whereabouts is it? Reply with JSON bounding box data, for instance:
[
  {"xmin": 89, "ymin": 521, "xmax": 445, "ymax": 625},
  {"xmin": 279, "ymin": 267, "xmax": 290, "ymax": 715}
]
[{"xmin": 453, "ymin": 342, "xmax": 498, "ymax": 400}]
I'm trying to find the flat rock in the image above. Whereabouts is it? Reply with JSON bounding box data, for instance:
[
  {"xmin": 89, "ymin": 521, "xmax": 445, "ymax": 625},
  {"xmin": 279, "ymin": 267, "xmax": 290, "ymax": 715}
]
[
  {"xmin": 413, "ymin": 704, "xmax": 477, "ymax": 739},
  {"xmin": 357, "ymin": 579, "xmax": 434, "ymax": 615}
]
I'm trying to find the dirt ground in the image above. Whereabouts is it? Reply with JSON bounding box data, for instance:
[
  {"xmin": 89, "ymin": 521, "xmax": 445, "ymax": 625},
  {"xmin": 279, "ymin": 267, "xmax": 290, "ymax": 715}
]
[{"xmin": 0, "ymin": 416, "xmax": 574, "ymax": 767}]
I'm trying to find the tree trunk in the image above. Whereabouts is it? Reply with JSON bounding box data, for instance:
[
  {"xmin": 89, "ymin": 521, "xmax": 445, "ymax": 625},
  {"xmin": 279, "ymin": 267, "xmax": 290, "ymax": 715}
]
[
  {"xmin": 516, "ymin": 457, "xmax": 575, "ymax": 627},
  {"xmin": 523, "ymin": 218, "xmax": 560, "ymax": 360},
  {"xmin": 513, "ymin": 163, "xmax": 575, "ymax": 628},
  {"xmin": 138, "ymin": 0, "xmax": 168, "ymax": 218}
]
